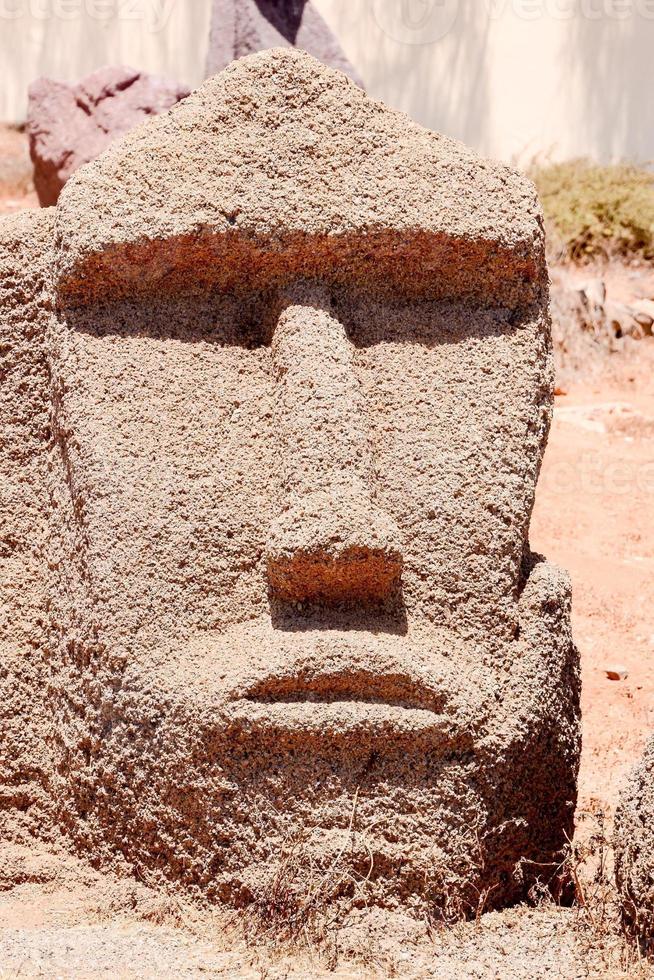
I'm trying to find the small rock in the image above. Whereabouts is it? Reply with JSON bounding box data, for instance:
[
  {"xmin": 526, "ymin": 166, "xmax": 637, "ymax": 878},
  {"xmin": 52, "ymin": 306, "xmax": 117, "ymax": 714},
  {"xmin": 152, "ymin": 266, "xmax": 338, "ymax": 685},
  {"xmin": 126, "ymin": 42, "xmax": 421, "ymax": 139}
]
[
  {"xmin": 581, "ymin": 277, "xmax": 606, "ymax": 309},
  {"xmin": 605, "ymin": 665, "xmax": 629, "ymax": 681},
  {"xmin": 633, "ymin": 299, "xmax": 654, "ymax": 335}
]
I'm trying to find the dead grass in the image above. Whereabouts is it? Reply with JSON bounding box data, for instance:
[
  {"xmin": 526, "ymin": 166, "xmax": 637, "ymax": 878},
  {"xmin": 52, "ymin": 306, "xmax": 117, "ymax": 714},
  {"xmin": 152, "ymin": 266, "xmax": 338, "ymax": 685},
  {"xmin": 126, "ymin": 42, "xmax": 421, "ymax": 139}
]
[
  {"xmin": 238, "ymin": 798, "xmax": 653, "ymax": 977},
  {"xmin": 520, "ymin": 808, "xmax": 651, "ymax": 977},
  {"xmin": 531, "ymin": 159, "xmax": 654, "ymax": 263},
  {"xmin": 239, "ymin": 788, "xmax": 377, "ymax": 969}
]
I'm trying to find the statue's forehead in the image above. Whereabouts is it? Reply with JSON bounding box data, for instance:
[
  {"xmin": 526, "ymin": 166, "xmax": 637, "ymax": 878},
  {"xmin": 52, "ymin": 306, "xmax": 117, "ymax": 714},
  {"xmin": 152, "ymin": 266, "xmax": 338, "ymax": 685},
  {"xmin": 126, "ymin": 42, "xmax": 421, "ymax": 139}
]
[{"xmin": 52, "ymin": 49, "xmax": 544, "ymax": 315}]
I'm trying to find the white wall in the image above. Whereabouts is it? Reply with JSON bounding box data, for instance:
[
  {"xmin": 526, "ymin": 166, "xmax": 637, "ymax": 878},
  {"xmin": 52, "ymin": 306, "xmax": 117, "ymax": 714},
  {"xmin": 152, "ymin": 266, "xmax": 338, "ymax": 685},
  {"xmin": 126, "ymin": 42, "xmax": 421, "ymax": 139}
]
[
  {"xmin": 0, "ymin": 0, "xmax": 213, "ymax": 122},
  {"xmin": 316, "ymin": 0, "xmax": 654, "ymax": 165},
  {"xmin": 2, "ymin": 0, "xmax": 654, "ymax": 166}
]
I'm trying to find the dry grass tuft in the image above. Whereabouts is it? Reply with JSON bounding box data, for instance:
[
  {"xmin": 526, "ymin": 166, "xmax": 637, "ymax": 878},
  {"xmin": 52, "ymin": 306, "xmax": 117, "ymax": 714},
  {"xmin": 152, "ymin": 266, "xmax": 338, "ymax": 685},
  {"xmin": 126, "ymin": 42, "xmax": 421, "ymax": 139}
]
[
  {"xmin": 235, "ymin": 799, "xmax": 654, "ymax": 976},
  {"xmin": 240, "ymin": 788, "xmax": 377, "ymax": 968},
  {"xmin": 531, "ymin": 159, "xmax": 654, "ymax": 263},
  {"xmin": 519, "ymin": 808, "xmax": 651, "ymax": 977}
]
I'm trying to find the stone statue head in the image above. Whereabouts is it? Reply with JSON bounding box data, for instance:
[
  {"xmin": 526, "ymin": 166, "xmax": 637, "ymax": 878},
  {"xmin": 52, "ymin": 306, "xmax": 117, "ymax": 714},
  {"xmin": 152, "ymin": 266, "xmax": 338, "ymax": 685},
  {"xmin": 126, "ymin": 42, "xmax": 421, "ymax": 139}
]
[{"xmin": 4, "ymin": 50, "xmax": 579, "ymax": 920}]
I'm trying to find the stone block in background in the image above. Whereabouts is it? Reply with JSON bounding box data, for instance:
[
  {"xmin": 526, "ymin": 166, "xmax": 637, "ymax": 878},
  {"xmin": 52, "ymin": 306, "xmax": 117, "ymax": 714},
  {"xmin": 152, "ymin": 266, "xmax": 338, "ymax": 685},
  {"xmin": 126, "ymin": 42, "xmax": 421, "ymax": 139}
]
[
  {"xmin": 206, "ymin": 0, "xmax": 363, "ymax": 86},
  {"xmin": 27, "ymin": 66, "xmax": 189, "ymax": 207}
]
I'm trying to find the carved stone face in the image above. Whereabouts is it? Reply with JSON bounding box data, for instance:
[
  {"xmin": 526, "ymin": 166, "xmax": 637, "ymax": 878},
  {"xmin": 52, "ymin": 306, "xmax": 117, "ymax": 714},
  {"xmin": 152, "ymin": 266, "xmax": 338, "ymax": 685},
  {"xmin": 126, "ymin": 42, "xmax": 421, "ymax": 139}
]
[
  {"xmin": 43, "ymin": 49, "xmax": 579, "ymax": 915},
  {"xmin": 50, "ymin": 270, "xmax": 567, "ymax": 908},
  {"xmin": 56, "ymin": 273, "xmax": 543, "ymax": 660}
]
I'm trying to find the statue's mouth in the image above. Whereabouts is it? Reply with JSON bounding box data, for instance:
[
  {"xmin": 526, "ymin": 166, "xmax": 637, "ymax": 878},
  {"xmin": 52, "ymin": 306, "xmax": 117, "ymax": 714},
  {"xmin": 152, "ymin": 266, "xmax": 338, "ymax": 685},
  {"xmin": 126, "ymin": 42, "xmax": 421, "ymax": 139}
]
[
  {"xmin": 217, "ymin": 640, "xmax": 492, "ymax": 748},
  {"xmin": 150, "ymin": 620, "xmax": 494, "ymax": 749},
  {"xmin": 231, "ymin": 667, "xmax": 455, "ymax": 739},
  {"xmin": 240, "ymin": 666, "xmax": 448, "ymax": 713}
]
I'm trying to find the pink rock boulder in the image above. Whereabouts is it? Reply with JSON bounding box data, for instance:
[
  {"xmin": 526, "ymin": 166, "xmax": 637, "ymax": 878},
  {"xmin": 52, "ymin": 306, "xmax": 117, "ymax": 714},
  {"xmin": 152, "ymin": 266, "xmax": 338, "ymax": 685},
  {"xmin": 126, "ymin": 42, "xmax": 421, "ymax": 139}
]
[{"xmin": 27, "ymin": 66, "xmax": 190, "ymax": 207}]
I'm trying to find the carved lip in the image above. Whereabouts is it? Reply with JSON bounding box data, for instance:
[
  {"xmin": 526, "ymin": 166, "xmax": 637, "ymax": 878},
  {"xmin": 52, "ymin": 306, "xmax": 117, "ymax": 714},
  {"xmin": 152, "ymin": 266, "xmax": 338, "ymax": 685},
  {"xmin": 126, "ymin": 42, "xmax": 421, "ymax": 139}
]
[
  {"xmin": 157, "ymin": 623, "xmax": 492, "ymax": 747},
  {"xmin": 241, "ymin": 667, "xmax": 448, "ymax": 713},
  {"xmin": 224, "ymin": 699, "xmax": 470, "ymax": 744},
  {"xmin": 222, "ymin": 662, "xmax": 481, "ymax": 746}
]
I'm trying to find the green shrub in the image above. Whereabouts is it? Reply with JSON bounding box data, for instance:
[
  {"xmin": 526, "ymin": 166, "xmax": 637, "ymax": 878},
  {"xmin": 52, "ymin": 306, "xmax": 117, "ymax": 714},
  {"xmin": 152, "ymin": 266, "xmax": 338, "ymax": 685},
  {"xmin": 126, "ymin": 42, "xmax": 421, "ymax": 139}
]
[{"xmin": 530, "ymin": 159, "xmax": 654, "ymax": 262}]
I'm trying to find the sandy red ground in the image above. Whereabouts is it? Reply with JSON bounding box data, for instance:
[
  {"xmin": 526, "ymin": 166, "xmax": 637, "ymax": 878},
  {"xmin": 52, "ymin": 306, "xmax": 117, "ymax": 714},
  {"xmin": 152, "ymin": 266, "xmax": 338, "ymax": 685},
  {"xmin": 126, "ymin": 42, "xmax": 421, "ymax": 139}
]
[{"xmin": 531, "ymin": 341, "xmax": 654, "ymax": 820}]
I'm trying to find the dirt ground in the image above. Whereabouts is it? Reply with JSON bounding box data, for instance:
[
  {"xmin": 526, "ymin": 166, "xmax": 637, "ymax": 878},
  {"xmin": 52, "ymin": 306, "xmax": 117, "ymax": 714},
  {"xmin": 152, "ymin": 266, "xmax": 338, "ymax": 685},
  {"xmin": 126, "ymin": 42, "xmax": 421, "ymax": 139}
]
[
  {"xmin": 0, "ymin": 125, "xmax": 37, "ymax": 211},
  {"xmin": 0, "ymin": 127, "xmax": 653, "ymax": 978},
  {"xmin": 0, "ymin": 841, "xmax": 647, "ymax": 979},
  {"xmin": 532, "ymin": 338, "xmax": 654, "ymax": 823}
]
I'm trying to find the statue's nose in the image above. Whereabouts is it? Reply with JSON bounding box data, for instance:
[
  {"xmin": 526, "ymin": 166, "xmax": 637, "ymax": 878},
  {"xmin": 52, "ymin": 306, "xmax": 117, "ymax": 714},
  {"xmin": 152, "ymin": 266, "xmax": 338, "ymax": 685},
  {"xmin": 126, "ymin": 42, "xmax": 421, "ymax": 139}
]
[{"xmin": 266, "ymin": 285, "xmax": 403, "ymax": 605}]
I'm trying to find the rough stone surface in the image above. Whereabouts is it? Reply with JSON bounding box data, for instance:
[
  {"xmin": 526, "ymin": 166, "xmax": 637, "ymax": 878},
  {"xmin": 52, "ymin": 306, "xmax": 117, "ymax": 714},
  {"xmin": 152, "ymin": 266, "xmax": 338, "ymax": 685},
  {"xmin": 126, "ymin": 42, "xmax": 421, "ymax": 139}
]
[
  {"xmin": 1, "ymin": 50, "xmax": 580, "ymax": 923},
  {"xmin": 55, "ymin": 50, "xmax": 544, "ymax": 311},
  {"xmin": 614, "ymin": 735, "xmax": 654, "ymax": 953},
  {"xmin": 0, "ymin": 210, "xmax": 56, "ymax": 845},
  {"xmin": 266, "ymin": 284, "xmax": 404, "ymax": 604},
  {"xmin": 27, "ymin": 66, "xmax": 190, "ymax": 207},
  {"xmin": 206, "ymin": 0, "xmax": 362, "ymax": 86}
]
